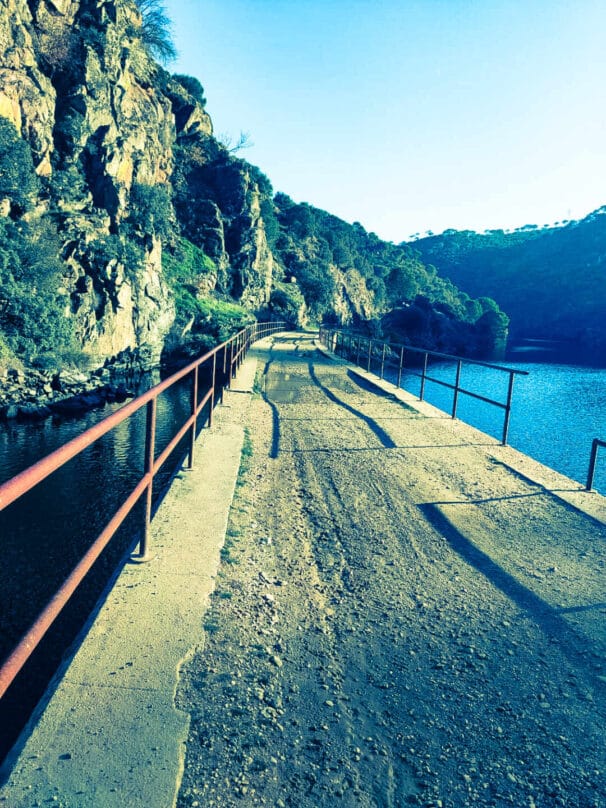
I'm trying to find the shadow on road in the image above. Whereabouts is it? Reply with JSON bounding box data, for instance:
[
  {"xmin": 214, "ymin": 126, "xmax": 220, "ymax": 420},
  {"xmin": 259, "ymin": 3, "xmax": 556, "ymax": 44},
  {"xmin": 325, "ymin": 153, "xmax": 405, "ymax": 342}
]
[
  {"xmin": 308, "ymin": 363, "xmax": 397, "ymax": 449},
  {"xmin": 419, "ymin": 502, "xmax": 605, "ymax": 690}
]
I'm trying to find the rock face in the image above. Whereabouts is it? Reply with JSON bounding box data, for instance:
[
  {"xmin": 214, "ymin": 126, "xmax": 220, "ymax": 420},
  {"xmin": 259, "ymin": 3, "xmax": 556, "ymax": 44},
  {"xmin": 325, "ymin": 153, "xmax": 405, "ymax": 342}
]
[
  {"xmin": 0, "ymin": 0, "xmax": 496, "ymax": 394},
  {"xmin": 0, "ymin": 0, "xmax": 277, "ymax": 372}
]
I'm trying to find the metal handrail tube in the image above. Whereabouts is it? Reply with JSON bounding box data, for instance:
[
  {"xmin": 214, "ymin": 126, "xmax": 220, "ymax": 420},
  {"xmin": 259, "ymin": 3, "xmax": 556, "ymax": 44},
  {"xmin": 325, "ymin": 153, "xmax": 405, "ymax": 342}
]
[
  {"xmin": 0, "ymin": 473, "xmax": 150, "ymax": 699},
  {"xmin": 0, "ymin": 320, "xmax": 285, "ymax": 700},
  {"xmin": 0, "ymin": 342, "xmax": 223, "ymax": 513},
  {"xmin": 320, "ymin": 327, "xmax": 528, "ymax": 446},
  {"xmin": 323, "ymin": 326, "xmax": 528, "ymax": 375},
  {"xmin": 586, "ymin": 438, "xmax": 606, "ymax": 491}
]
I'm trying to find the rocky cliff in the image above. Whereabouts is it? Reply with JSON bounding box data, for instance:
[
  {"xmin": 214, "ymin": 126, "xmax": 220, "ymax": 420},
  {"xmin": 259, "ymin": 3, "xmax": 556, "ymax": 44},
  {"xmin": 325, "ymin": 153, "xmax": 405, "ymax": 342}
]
[
  {"xmin": 0, "ymin": 0, "xmax": 277, "ymax": 373},
  {"xmin": 0, "ymin": 0, "xmax": 504, "ymax": 397}
]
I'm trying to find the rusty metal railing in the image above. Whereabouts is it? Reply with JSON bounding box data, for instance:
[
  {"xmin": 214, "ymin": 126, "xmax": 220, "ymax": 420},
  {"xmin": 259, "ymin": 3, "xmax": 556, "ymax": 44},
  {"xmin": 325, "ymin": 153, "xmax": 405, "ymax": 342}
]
[
  {"xmin": 586, "ymin": 439, "xmax": 606, "ymax": 491},
  {"xmin": 319, "ymin": 327, "xmax": 529, "ymax": 446},
  {"xmin": 0, "ymin": 320, "xmax": 285, "ymax": 699}
]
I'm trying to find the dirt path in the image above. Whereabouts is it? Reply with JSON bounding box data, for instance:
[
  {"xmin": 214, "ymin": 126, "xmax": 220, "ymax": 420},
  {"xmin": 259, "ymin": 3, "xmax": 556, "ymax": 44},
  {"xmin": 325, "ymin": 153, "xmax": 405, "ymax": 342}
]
[{"xmin": 176, "ymin": 334, "xmax": 606, "ymax": 808}]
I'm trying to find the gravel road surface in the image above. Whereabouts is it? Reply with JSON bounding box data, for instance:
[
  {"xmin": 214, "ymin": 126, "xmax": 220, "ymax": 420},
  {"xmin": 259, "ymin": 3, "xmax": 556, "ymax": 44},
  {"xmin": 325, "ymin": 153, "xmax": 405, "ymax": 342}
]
[{"xmin": 176, "ymin": 334, "xmax": 606, "ymax": 808}]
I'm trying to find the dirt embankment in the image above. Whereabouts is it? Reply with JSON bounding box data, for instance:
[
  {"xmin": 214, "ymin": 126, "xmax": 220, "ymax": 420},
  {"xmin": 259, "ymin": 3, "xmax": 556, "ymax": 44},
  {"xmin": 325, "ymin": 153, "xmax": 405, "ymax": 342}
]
[{"xmin": 176, "ymin": 334, "xmax": 606, "ymax": 808}]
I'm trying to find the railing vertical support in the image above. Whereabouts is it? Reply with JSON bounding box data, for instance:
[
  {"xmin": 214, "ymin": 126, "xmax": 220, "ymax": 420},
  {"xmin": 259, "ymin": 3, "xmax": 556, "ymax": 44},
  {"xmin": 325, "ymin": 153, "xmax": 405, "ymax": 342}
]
[
  {"xmin": 419, "ymin": 353, "xmax": 428, "ymax": 401},
  {"xmin": 356, "ymin": 337, "xmax": 361, "ymax": 367},
  {"xmin": 452, "ymin": 360, "xmax": 462, "ymax": 419},
  {"xmin": 586, "ymin": 438, "xmax": 606, "ymax": 491},
  {"xmin": 188, "ymin": 366, "xmax": 199, "ymax": 469},
  {"xmin": 220, "ymin": 344, "xmax": 227, "ymax": 404},
  {"xmin": 139, "ymin": 397, "xmax": 157, "ymax": 559},
  {"xmin": 209, "ymin": 352, "xmax": 217, "ymax": 428},
  {"xmin": 367, "ymin": 339, "xmax": 372, "ymax": 372},
  {"xmin": 380, "ymin": 344, "xmax": 386, "ymax": 379},
  {"xmin": 502, "ymin": 372, "xmax": 515, "ymax": 445},
  {"xmin": 397, "ymin": 346, "xmax": 404, "ymax": 389}
]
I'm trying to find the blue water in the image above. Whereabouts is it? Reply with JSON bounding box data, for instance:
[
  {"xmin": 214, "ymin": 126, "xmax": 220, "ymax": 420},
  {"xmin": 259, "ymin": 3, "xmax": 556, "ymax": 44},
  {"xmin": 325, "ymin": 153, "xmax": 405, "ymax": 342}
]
[{"xmin": 387, "ymin": 358, "xmax": 606, "ymax": 493}]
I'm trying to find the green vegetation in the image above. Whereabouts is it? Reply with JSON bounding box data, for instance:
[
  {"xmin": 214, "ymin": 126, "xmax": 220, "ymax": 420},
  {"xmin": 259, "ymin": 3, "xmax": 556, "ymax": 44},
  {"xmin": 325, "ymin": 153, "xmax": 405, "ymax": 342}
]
[
  {"xmin": 163, "ymin": 237, "xmax": 252, "ymax": 339},
  {"xmin": 135, "ymin": 0, "xmax": 177, "ymax": 64},
  {"xmin": 0, "ymin": 119, "xmax": 39, "ymax": 215},
  {"xmin": 128, "ymin": 183, "xmax": 174, "ymax": 239},
  {"xmin": 272, "ymin": 194, "xmax": 507, "ymax": 357},
  {"xmin": 268, "ymin": 282, "xmax": 306, "ymax": 326},
  {"xmin": 172, "ymin": 74, "xmax": 206, "ymax": 107},
  {"xmin": 412, "ymin": 209, "xmax": 606, "ymax": 352},
  {"xmin": 0, "ymin": 218, "xmax": 74, "ymax": 364}
]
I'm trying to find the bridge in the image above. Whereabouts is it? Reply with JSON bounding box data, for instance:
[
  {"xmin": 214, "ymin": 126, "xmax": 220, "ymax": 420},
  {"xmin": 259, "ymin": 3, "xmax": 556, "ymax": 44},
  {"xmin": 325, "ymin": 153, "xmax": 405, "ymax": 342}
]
[{"xmin": 1, "ymin": 331, "xmax": 605, "ymax": 806}]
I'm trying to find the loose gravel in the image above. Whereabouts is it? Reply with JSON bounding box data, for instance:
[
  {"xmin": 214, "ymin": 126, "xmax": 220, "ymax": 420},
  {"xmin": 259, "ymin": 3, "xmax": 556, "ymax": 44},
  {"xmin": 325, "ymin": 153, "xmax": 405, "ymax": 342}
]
[{"xmin": 176, "ymin": 334, "xmax": 606, "ymax": 808}]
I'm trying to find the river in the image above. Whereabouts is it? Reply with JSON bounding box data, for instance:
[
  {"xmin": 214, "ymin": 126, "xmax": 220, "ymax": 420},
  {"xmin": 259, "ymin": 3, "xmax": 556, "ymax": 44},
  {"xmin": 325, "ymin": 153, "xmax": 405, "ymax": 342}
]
[{"xmin": 0, "ymin": 366, "xmax": 213, "ymax": 763}]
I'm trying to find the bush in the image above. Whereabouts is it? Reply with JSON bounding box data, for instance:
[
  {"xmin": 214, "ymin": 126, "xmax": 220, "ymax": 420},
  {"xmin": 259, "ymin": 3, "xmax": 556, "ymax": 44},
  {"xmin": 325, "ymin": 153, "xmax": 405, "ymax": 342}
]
[
  {"xmin": 162, "ymin": 237, "xmax": 217, "ymax": 330},
  {"xmin": 269, "ymin": 282, "xmax": 305, "ymax": 326},
  {"xmin": 172, "ymin": 74, "xmax": 206, "ymax": 106},
  {"xmin": 128, "ymin": 183, "xmax": 174, "ymax": 239},
  {"xmin": 0, "ymin": 118, "xmax": 39, "ymax": 214},
  {"xmin": 0, "ymin": 218, "xmax": 74, "ymax": 361}
]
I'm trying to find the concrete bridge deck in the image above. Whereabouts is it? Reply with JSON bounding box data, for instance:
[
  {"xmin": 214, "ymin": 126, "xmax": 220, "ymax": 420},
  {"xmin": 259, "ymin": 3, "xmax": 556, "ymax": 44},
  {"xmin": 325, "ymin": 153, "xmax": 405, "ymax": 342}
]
[{"xmin": 1, "ymin": 332, "xmax": 605, "ymax": 807}]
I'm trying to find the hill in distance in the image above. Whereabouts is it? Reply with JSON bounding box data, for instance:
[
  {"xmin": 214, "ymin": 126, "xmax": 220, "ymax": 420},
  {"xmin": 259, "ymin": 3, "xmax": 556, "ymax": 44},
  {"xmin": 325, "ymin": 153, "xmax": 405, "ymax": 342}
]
[{"xmin": 409, "ymin": 208, "xmax": 606, "ymax": 361}]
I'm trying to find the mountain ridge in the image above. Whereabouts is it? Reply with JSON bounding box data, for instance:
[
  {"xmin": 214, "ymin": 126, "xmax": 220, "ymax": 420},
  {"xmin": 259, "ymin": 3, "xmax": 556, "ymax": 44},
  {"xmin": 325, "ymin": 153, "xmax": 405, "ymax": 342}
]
[{"xmin": 409, "ymin": 208, "xmax": 606, "ymax": 356}]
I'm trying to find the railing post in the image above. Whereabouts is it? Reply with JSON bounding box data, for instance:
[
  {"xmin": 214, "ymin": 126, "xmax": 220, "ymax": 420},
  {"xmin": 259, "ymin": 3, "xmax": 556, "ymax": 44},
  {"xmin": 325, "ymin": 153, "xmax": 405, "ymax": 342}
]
[
  {"xmin": 397, "ymin": 346, "xmax": 404, "ymax": 389},
  {"xmin": 188, "ymin": 365, "xmax": 199, "ymax": 469},
  {"xmin": 452, "ymin": 360, "xmax": 462, "ymax": 419},
  {"xmin": 138, "ymin": 397, "xmax": 157, "ymax": 560},
  {"xmin": 419, "ymin": 353, "xmax": 428, "ymax": 401},
  {"xmin": 380, "ymin": 344, "xmax": 386, "ymax": 379},
  {"xmin": 586, "ymin": 439, "xmax": 604, "ymax": 491},
  {"xmin": 209, "ymin": 352, "xmax": 217, "ymax": 428},
  {"xmin": 356, "ymin": 337, "xmax": 361, "ymax": 367},
  {"xmin": 367, "ymin": 339, "xmax": 372, "ymax": 372},
  {"xmin": 502, "ymin": 372, "xmax": 515, "ymax": 445}
]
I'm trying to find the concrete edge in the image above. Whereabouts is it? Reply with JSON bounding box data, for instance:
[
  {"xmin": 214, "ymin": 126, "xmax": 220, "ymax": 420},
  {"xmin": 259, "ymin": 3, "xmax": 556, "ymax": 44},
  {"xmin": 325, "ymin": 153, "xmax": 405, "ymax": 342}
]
[
  {"xmin": 0, "ymin": 356, "xmax": 260, "ymax": 808},
  {"xmin": 315, "ymin": 342, "xmax": 606, "ymax": 526}
]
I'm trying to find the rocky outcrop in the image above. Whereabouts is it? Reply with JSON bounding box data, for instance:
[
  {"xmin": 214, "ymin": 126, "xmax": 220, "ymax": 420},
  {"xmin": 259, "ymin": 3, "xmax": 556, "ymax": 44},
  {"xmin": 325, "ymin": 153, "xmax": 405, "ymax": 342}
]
[
  {"xmin": 0, "ymin": 0, "xmax": 277, "ymax": 379},
  {"xmin": 330, "ymin": 267, "xmax": 375, "ymax": 325}
]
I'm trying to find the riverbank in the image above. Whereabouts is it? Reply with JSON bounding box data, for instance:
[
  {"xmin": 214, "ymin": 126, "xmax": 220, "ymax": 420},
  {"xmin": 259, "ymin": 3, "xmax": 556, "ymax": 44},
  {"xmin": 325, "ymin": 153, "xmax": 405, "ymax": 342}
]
[{"xmin": 0, "ymin": 355, "xmax": 142, "ymax": 421}]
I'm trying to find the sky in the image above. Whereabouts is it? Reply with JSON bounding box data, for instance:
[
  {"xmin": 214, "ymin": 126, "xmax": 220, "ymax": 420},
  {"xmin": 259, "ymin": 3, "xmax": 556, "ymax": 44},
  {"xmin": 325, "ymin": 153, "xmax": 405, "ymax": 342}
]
[{"xmin": 163, "ymin": 0, "xmax": 606, "ymax": 243}]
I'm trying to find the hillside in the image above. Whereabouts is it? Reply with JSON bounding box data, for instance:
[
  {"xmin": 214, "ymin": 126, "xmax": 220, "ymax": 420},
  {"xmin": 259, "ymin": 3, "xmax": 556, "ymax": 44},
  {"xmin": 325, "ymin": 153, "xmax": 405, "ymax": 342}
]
[
  {"xmin": 410, "ymin": 209, "xmax": 606, "ymax": 356},
  {"xmin": 0, "ymin": 0, "xmax": 505, "ymax": 393}
]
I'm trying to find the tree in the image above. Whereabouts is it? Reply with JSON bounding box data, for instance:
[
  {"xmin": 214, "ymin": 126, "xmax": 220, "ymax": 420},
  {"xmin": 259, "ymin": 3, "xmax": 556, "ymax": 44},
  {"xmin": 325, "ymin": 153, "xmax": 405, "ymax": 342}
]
[
  {"xmin": 217, "ymin": 131, "xmax": 254, "ymax": 153},
  {"xmin": 135, "ymin": 0, "xmax": 177, "ymax": 63}
]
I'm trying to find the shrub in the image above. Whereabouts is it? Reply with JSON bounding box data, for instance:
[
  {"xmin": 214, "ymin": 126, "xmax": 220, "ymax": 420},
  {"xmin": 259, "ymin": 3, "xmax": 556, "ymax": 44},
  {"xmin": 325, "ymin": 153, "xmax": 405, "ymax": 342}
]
[
  {"xmin": 0, "ymin": 118, "xmax": 39, "ymax": 214},
  {"xmin": 172, "ymin": 74, "xmax": 206, "ymax": 107},
  {"xmin": 128, "ymin": 183, "xmax": 174, "ymax": 239},
  {"xmin": 162, "ymin": 237, "xmax": 217, "ymax": 331},
  {"xmin": 269, "ymin": 282, "xmax": 305, "ymax": 326},
  {"xmin": 0, "ymin": 218, "xmax": 74, "ymax": 361}
]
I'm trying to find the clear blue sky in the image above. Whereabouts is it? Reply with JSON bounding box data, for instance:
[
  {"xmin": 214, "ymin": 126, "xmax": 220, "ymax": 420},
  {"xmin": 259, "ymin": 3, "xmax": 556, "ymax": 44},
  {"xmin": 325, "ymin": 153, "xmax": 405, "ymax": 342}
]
[{"xmin": 164, "ymin": 0, "xmax": 606, "ymax": 242}]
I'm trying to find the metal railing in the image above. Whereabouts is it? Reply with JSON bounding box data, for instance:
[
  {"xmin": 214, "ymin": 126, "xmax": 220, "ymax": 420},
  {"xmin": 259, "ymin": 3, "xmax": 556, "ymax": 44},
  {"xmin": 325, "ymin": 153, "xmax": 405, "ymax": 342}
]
[
  {"xmin": 0, "ymin": 320, "xmax": 285, "ymax": 699},
  {"xmin": 586, "ymin": 439, "xmax": 606, "ymax": 491},
  {"xmin": 319, "ymin": 327, "xmax": 529, "ymax": 446}
]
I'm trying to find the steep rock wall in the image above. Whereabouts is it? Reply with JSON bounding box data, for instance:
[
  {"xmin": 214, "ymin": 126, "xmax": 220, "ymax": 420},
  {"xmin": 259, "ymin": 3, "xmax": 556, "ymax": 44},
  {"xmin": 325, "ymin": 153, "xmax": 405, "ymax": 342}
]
[{"xmin": 0, "ymin": 0, "xmax": 276, "ymax": 370}]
